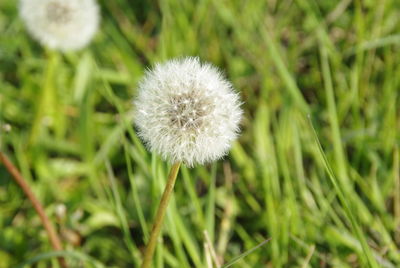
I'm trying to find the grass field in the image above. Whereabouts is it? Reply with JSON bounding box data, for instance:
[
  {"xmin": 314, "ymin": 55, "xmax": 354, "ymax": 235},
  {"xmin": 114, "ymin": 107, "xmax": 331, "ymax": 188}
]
[{"xmin": 1, "ymin": 0, "xmax": 400, "ymax": 267}]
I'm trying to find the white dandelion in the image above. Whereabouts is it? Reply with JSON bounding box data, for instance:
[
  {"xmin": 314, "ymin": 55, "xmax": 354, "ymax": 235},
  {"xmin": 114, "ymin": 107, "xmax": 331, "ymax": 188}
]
[
  {"xmin": 19, "ymin": 0, "xmax": 100, "ymax": 51},
  {"xmin": 134, "ymin": 57, "xmax": 243, "ymax": 167}
]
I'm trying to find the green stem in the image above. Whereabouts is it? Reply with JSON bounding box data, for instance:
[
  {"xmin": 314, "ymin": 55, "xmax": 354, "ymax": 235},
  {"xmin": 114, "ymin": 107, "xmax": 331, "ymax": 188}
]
[
  {"xmin": 141, "ymin": 162, "xmax": 181, "ymax": 268},
  {"xmin": 29, "ymin": 50, "xmax": 59, "ymax": 145}
]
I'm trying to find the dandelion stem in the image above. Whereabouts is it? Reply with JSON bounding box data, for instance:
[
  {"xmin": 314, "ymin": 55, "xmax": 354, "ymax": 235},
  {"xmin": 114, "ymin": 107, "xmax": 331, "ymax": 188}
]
[
  {"xmin": 141, "ymin": 161, "xmax": 181, "ymax": 268},
  {"xmin": 0, "ymin": 151, "xmax": 67, "ymax": 268}
]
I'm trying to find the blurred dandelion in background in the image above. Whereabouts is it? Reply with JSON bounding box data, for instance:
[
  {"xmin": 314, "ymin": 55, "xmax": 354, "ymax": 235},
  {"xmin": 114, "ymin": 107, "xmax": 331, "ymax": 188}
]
[
  {"xmin": 134, "ymin": 57, "xmax": 243, "ymax": 167},
  {"xmin": 19, "ymin": 0, "xmax": 100, "ymax": 51}
]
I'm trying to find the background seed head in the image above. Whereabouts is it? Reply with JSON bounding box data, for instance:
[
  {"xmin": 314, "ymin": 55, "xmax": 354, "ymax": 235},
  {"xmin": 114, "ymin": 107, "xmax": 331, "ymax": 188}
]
[
  {"xmin": 19, "ymin": 0, "xmax": 100, "ymax": 51},
  {"xmin": 134, "ymin": 57, "xmax": 243, "ymax": 167}
]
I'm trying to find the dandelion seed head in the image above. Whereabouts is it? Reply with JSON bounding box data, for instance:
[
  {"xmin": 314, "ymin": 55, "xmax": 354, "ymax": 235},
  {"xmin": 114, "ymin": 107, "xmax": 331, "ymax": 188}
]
[
  {"xmin": 19, "ymin": 0, "xmax": 100, "ymax": 51},
  {"xmin": 134, "ymin": 57, "xmax": 243, "ymax": 167}
]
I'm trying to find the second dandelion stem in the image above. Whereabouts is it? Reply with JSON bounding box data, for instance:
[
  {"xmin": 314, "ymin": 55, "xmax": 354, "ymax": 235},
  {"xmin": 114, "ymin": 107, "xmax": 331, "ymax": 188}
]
[{"xmin": 141, "ymin": 161, "xmax": 181, "ymax": 268}]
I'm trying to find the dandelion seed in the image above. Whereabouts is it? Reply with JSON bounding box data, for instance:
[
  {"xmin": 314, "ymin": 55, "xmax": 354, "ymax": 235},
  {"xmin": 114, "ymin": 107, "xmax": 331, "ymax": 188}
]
[
  {"xmin": 19, "ymin": 0, "xmax": 100, "ymax": 51},
  {"xmin": 134, "ymin": 57, "xmax": 243, "ymax": 167}
]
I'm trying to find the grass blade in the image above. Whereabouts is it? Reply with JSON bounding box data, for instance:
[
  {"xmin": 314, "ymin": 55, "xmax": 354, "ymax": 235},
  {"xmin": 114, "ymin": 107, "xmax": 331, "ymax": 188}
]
[{"xmin": 221, "ymin": 238, "xmax": 271, "ymax": 268}]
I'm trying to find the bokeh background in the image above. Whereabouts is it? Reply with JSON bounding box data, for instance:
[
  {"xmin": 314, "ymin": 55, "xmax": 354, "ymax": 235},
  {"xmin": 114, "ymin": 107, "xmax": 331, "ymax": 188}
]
[{"xmin": 1, "ymin": 0, "xmax": 400, "ymax": 267}]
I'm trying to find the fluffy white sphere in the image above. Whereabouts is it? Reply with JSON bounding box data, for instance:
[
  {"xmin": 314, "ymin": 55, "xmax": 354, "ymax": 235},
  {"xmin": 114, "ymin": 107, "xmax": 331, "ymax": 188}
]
[
  {"xmin": 19, "ymin": 0, "xmax": 100, "ymax": 51},
  {"xmin": 134, "ymin": 57, "xmax": 243, "ymax": 167}
]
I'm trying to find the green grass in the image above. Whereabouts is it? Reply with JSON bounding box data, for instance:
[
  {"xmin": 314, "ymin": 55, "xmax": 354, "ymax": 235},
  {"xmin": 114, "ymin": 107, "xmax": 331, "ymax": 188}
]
[{"xmin": 1, "ymin": 0, "xmax": 400, "ymax": 267}]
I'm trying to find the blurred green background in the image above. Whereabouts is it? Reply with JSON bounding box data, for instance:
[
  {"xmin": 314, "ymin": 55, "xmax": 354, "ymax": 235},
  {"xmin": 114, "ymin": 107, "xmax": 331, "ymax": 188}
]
[{"xmin": 1, "ymin": 0, "xmax": 400, "ymax": 267}]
